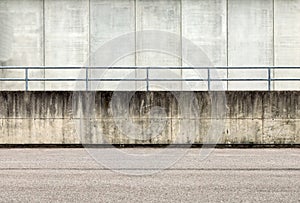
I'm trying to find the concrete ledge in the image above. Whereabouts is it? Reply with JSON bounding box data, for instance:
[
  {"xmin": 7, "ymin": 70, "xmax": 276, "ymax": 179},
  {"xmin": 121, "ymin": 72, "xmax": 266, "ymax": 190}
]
[{"xmin": 0, "ymin": 144, "xmax": 299, "ymax": 148}]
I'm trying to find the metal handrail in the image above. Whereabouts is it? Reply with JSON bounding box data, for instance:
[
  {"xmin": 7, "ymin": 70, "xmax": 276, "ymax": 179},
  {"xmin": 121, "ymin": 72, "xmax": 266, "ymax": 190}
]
[{"xmin": 0, "ymin": 66, "xmax": 300, "ymax": 91}]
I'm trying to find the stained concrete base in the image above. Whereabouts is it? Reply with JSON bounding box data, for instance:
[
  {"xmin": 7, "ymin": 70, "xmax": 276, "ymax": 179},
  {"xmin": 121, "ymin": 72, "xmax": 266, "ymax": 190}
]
[{"xmin": 0, "ymin": 91, "xmax": 299, "ymax": 144}]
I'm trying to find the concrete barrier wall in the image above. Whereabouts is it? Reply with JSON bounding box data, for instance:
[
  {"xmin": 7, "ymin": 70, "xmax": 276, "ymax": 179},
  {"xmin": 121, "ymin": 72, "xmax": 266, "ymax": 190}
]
[
  {"xmin": 0, "ymin": 0, "xmax": 300, "ymax": 91},
  {"xmin": 0, "ymin": 91, "xmax": 299, "ymax": 144}
]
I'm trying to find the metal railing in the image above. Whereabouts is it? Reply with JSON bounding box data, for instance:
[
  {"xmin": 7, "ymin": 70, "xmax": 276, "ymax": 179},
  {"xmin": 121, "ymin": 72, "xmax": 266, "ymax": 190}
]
[{"xmin": 0, "ymin": 66, "xmax": 300, "ymax": 91}]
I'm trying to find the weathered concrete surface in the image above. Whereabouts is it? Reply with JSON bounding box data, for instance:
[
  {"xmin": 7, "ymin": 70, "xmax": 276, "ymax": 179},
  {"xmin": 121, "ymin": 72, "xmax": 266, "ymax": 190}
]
[
  {"xmin": 136, "ymin": 0, "xmax": 182, "ymax": 90},
  {"xmin": 182, "ymin": 0, "xmax": 227, "ymax": 90},
  {"xmin": 182, "ymin": 0, "xmax": 227, "ymax": 67},
  {"xmin": 44, "ymin": 0, "xmax": 89, "ymax": 91},
  {"xmin": 90, "ymin": 0, "xmax": 135, "ymax": 90},
  {"xmin": 45, "ymin": 0, "xmax": 89, "ymax": 66},
  {"xmin": 275, "ymin": 0, "xmax": 300, "ymax": 66},
  {"xmin": 0, "ymin": 0, "xmax": 44, "ymax": 90},
  {"xmin": 274, "ymin": 0, "xmax": 300, "ymax": 90},
  {"xmin": 0, "ymin": 10, "xmax": 12, "ymax": 62},
  {"xmin": 90, "ymin": 0, "xmax": 135, "ymax": 66},
  {"xmin": 0, "ymin": 0, "xmax": 43, "ymax": 66},
  {"xmin": 0, "ymin": 91, "xmax": 299, "ymax": 144},
  {"xmin": 136, "ymin": 0, "xmax": 181, "ymax": 66},
  {"xmin": 228, "ymin": 0, "xmax": 273, "ymax": 66},
  {"xmin": 228, "ymin": 0, "xmax": 273, "ymax": 91}
]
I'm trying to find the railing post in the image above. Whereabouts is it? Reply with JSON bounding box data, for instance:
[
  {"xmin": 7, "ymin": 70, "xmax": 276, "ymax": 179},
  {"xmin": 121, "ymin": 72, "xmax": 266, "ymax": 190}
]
[
  {"xmin": 146, "ymin": 67, "xmax": 149, "ymax": 91},
  {"xmin": 268, "ymin": 66, "xmax": 271, "ymax": 91},
  {"xmin": 207, "ymin": 68, "xmax": 210, "ymax": 91},
  {"xmin": 25, "ymin": 67, "xmax": 28, "ymax": 91},
  {"xmin": 86, "ymin": 66, "xmax": 88, "ymax": 91}
]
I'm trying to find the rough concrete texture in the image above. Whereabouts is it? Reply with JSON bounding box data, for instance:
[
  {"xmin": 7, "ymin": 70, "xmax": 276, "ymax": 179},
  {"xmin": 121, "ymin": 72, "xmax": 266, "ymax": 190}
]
[
  {"xmin": 45, "ymin": 0, "xmax": 89, "ymax": 66},
  {"xmin": 0, "ymin": 0, "xmax": 43, "ymax": 66},
  {"xmin": 0, "ymin": 0, "xmax": 44, "ymax": 90},
  {"xmin": 0, "ymin": 91, "xmax": 299, "ymax": 144},
  {"xmin": 182, "ymin": 0, "xmax": 227, "ymax": 67},
  {"xmin": 275, "ymin": 0, "xmax": 300, "ymax": 66},
  {"xmin": 0, "ymin": 149, "xmax": 299, "ymax": 202},
  {"xmin": 0, "ymin": 11, "xmax": 12, "ymax": 62},
  {"xmin": 1, "ymin": 0, "xmax": 300, "ymax": 91}
]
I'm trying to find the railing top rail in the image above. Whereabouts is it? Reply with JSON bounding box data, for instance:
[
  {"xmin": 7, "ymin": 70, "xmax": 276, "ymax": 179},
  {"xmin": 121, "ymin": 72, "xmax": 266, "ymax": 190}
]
[
  {"xmin": 0, "ymin": 66, "xmax": 299, "ymax": 91},
  {"xmin": 0, "ymin": 66, "xmax": 300, "ymax": 70}
]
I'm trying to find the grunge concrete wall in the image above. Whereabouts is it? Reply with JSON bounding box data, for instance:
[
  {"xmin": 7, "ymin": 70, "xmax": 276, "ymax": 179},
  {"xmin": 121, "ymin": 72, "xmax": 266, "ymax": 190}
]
[
  {"xmin": 1, "ymin": 0, "xmax": 300, "ymax": 91},
  {"xmin": 0, "ymin": 91, "xmax": 299, "ymax": 144}
]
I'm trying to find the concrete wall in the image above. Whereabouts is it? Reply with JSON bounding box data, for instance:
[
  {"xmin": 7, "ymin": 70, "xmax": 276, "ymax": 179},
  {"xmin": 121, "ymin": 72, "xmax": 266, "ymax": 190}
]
[
  {"xmin": 0, "ymin": 0, "xmax": 300, "ymax": 91},
  {"xmin": 0, "ymin": 91, "xmax": 299, "ymax": 144}
]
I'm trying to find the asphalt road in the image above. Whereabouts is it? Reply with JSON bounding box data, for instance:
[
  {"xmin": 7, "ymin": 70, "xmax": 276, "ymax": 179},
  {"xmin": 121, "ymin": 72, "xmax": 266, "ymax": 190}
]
[{"xmin": 0, "ymin": 148, "xmax": 299, "ymax": 202}]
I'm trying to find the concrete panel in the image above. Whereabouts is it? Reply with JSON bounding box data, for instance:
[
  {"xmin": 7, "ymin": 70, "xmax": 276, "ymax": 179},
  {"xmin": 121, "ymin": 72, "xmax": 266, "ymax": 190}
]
[
  {"xmin": 93, "ymin": 118, "xmax": 172, "ymax": 144},
  {"xmin": 228, "ymin": 0, "xmax": 273, "ymax": 66},
  {"xmin": 227, "ymin": 119, "xmax": 263, "ymax": 144},
  {"xmin": 229, "ymin": 69, "xmax": 268, "ymax": 79},
  {"xmin": 228, "ymin": 68, "xmax": 269, "ymax": 90},
  {"xmin": 228, "ymin": 82, "xmax": 268, "ymax": 91},
  {"xmin": 90, "ymin": 0, "xmax": 135, "ymax": 90},
  {"xmin": 262, "ymin": 119, "xmax": 297, "ymax": 144},
  {"xmin": 274, "ymin": 82, "xmax": 300, "ymax": 91},
  {"xmin": 274, "ymin": 0, "xmax": 300, "ymax": 66},
  {"xmin": 45, "ymin": 82, "xmax": 86, "ymax": 91},
  {"xmin": 0, "ymin": 118, "xmax": 79, "ymax": 144},
  {"xmin": 89, "ymin": 81, "xmax": 138, "ymax": 91},
  {"xmin": 0, "ymin": 81, "xmax": 25, "ymax": 91},
  {"xmin": 228, "ymin": 0, "xmax": 273, "ymax": 90},
  {"xmin": 273, "ymin": 68, "xmax": 300, "ymax": 90},
  {"xmin": 45, "ymin": 0, "xmax": 89, "ymax": 66},
  {"xmin": 44, "ymin": 0, "xmax": 89, "ymax": 90},
  {"xmin": 0, "ymin": 0, "xmax": 43, "ymax": 66},
  {"xmin": 182, "ymin": 0, "xmax": 227, "ymax": 67},
  {"xmin": 0, "ymin": 0, "xmax": 43, "ymax": 90},
  {"xmin": 181, "ymin": 69, "xmax": 208, "ymax": 90},
  {"xmin": 136, "ymin": 0, "xmax": 181, "ymax": 90},
  {"xmin": 274, "ymin": 0, "xmax": 300, "ymax": 90},
  {"xmin": 0, "ymin": 11, "xmax": 13, "ymax": 62},
  {"xmin": 136, "ymin": 0, "xmax": 181, "ymax": 66},
  {"xmin": 90, "ymin": 0, "xmax": 135, "ymax": 65},
  {"xmin": 262, "ymin": 91, "xmax": 300, "ymax": 119}
]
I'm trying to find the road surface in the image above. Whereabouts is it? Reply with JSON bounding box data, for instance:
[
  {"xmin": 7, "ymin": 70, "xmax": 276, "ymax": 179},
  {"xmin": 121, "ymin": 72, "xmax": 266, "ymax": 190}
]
[{"xmin": 0, "ymin": 148, "xmax": 299, "ymax": 202}]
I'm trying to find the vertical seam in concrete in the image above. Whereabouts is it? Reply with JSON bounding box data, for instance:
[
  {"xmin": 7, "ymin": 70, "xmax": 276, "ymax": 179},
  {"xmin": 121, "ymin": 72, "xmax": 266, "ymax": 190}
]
[
  {"xmin": 88, "ymin": 0, "xmax": 91, "ymax": 67},
  {"xmin": 88, "ymin": 0, "xmax": 91, "ymax": 90},
  {"xmin": 43, "ymin": 0, "xmax": 45, "ymax": 91},
  {"xmin": 135, "ymin": 0, "xmax": 137, "ymax": 67},
  {"xmin": 272, "ymin": 0, "xmax": 275, "ymax": 90},
  {"xmin": 226, "ymin": 0, "xmax": 229, "ymax": 91},
  {"xmin": 134, "ymin": 0, "xmax": 137, "ymax": 90},
  {"xmin": 180, "ymin": 0, "xmax": 183, "ymax": 90},
  {"xmin": 180, "ymin": 0, "xmax": 183, "ymax": 67}
]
